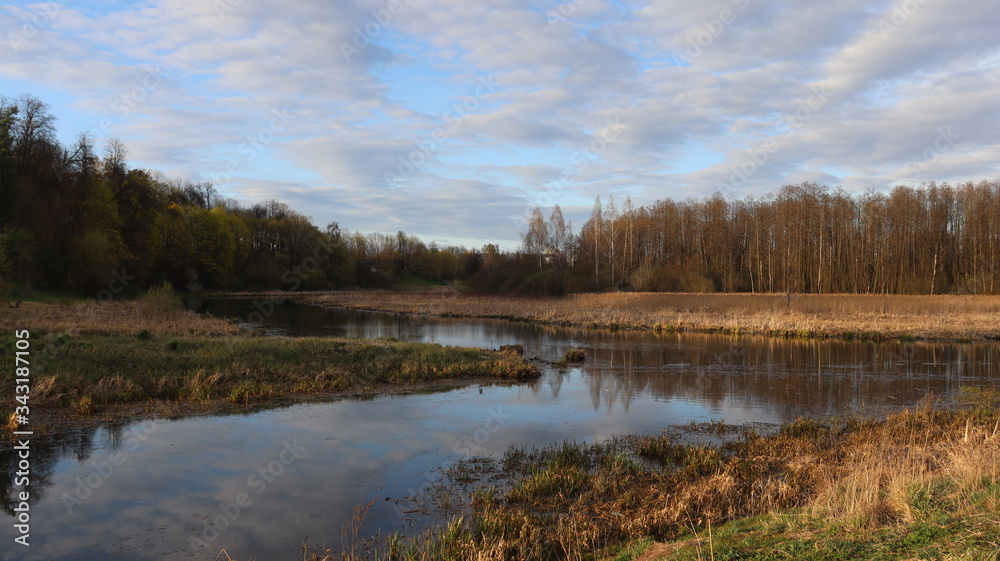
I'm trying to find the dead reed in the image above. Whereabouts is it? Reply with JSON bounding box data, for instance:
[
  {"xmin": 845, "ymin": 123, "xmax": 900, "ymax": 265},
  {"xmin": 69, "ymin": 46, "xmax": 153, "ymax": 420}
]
[
  {"xmin": 304, "ymin": 291, "xmax": 1000, "ymax": 341},
  {"xmin": 307, "ymin": 391, "xmax": 1000, "ymax": 561}
]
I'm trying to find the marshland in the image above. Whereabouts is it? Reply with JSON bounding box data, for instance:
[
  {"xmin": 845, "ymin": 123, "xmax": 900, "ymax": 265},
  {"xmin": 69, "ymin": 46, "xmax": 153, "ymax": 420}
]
[
  {"xmin": 0, "ymin": 291, "xmax": 538, "ymax": 432},
  {"xmin": 304, "ymin": 290, "xmax": 1000, "ymax": 342},
  {"xmin": 3, "ymin": 292, "xmax": 999, "ymax": 560}
]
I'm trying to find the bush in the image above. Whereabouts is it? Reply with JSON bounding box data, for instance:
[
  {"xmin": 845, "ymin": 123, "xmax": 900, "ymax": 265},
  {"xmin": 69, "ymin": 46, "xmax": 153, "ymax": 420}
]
[{"xmin": 141, "ymin": 281, "xmax": 182, "ymax": 313}]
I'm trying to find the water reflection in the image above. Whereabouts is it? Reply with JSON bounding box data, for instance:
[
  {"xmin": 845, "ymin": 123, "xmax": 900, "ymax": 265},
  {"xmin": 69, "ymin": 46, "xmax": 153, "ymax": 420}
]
[
  {"xmin": 1, "ymin": 301, "xmax": 996, "ymax": 560},
  {"xmin": 191, "ymin": 298, "xmax": 1000, "ymax": 423},
  {"xmin": 579, "ymin": 333, "xmax": 999, "ymax": 419}
]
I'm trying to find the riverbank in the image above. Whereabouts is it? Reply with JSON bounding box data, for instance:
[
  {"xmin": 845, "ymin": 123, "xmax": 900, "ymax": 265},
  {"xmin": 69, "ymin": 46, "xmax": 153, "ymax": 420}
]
[
  {"xmin": 0, "ymin": 298, "xmax": 539, "ymax": 435},
  {"xmin": 299, "ymin": 290, "xmax": 1000, "ymax": 342},
  {"xmin": 311, "ymin": 392, "xmax": 1000, "ymax": 561}
]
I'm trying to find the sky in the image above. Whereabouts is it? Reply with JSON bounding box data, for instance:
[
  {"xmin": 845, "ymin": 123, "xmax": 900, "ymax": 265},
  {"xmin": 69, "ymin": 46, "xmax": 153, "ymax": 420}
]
[{"xmin": 1, "ymin": 0, "xmax": 998, "ymax": 248}]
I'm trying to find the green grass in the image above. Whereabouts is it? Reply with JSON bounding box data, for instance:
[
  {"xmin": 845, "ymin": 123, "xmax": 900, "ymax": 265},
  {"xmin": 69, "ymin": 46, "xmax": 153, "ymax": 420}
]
[
  {"xmin": 0, "ymin": 332, "xmax": 539, "ymax": 413},
  {"xmin": 657, "ymin": 499, "xmax": 1000, "ymax": 561}
]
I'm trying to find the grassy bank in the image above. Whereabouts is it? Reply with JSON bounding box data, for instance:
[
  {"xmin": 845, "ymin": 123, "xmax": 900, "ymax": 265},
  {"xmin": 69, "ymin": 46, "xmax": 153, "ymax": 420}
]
[
  {"xmin": 0, "ymin": 298, "xmax": 539, "ymax": 431},
  {"xmin": 308, "ymin": 393, "xmax": 999, "ymax": 561},
  {"xmin": 303, "ymin": 290, "xmax": 1000, "ymax": 341}
]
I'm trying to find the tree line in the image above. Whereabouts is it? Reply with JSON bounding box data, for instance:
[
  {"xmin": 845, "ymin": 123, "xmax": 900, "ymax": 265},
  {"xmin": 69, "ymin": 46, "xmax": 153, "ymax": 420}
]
[
  {"xmin": 2, "ymin": 93, "xmax": 998, "ymax": 300},
  {"xmin": 0, "ymin": 94, "xmax": 475, "ymax": 301},
  {"xmin": 514, "ymin": 181, "xmax": 1000, "ymax": 295}
]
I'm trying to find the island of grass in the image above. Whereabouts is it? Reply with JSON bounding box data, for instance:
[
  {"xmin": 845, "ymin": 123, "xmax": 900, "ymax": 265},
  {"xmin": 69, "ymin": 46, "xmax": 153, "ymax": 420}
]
[{"xmin": 0, "ymin": 292, "xmax": 539, "ymax": 433}]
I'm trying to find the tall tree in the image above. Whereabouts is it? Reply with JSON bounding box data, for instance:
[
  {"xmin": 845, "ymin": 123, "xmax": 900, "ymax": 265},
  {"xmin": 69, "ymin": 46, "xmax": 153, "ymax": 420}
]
[
  {"xmin": 522, "ymin": 206, "xmax": 548, "ymax": 268},
  {"xmin": 547, "ymin": 205, "xmax": 571, "ymax": 265}
]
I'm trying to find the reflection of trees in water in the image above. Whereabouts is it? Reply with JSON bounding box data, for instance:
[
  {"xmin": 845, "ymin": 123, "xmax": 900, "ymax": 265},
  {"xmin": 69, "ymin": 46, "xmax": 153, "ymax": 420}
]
[
  {"xmin": 0, "ymin": 422, "xmax": 133, "ymax": 516},
  {"xmin": 580, "ymin": 333, "xmax": 1000, "ymax": 422},
  {"xmin": 191, "ymin": 303, "xmax": 1000, "ymax": 418},
  {"xmin": 587, "ymin": 347, "xmax": 647, "ymax": 413},
  {"xmin": 545, "ymin": 368, "xmax": 567, "ymax": 399}
]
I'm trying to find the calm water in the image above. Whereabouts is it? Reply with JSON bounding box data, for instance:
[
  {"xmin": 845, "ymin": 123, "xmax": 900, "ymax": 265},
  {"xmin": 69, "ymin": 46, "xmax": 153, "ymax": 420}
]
[{"xmin": 3, "ymin": 299, "xmax": 998, "ymax": 560}]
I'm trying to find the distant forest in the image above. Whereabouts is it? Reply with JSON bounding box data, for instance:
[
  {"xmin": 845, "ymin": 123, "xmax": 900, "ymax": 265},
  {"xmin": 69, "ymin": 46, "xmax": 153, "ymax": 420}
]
[{"xmin": 2, "ymin": 94, "xmax": 999, "ymax": 299}]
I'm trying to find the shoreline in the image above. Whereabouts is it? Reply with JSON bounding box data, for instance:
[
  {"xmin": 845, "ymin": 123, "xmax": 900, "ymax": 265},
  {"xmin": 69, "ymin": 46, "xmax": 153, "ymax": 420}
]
[
  {"xmin": 0, "ymin": 299, "xmax": 539, "ymax": 436},
  {"xmin": 322, "ymin": 395, "xmax": 1000, "ymax": 561},
  {"xmin": 292, "ymin": 290, "xmax": 1000, "ymax": 342},
  {"xmin": 2, "ymin": 375, "xmax": 528, "ymax": 443}
]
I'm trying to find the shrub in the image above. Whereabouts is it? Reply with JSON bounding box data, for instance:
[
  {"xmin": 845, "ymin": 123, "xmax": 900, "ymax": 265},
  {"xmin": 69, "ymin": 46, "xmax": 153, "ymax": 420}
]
[{"xmin": 141, "ymin": 281, "xmax": 182, "ymax": 313}]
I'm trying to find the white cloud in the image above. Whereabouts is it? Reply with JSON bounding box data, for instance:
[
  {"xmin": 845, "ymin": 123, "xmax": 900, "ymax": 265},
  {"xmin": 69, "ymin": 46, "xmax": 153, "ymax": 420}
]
[{"xmin": 2, "ymin": 0, "xmax": 999, "ymax": 244}]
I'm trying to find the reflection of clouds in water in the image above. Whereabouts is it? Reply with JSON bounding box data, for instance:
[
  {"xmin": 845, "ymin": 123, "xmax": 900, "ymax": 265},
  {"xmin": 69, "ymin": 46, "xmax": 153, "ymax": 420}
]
[
  {"xmin": 4, "ymin": 411, "xmax": 417, "ymax": 560},
  {"xmin": 6, "ymin": 305, "xmax": 1000, "ymax": 559}
]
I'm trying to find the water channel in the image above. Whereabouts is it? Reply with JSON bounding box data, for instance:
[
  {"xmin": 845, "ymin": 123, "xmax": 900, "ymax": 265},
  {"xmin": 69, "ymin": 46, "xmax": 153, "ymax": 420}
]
[{"xmin": 3, "ymin": 299, "xmax": 998, "ymax": 560}]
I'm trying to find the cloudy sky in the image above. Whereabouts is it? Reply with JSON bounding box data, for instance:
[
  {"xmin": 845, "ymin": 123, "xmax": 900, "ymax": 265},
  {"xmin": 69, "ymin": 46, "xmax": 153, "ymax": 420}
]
[{"xmin": 2, "ymin": 0, "xmax": 998, "ymax": 248}]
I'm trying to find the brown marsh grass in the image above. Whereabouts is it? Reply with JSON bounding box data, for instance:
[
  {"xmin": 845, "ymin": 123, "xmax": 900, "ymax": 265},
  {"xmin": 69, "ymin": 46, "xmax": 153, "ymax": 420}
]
[
  {"xmin": 304, "ymin": 290, "xmax": 1000, "ymax": 341},
  {"xmin": 306, "ymin": 393, "xmax": 1000, "ymax": 561},
  {"xmin": 0, "ymin": 297, "xmax": 240, "ymax": 337}
]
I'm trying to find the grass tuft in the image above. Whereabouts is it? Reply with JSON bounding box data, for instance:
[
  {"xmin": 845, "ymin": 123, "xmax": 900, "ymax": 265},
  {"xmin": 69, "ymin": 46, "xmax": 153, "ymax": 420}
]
[{"xmin": 556, "ymin": 348, "xmax": 586, "ymax": 366}]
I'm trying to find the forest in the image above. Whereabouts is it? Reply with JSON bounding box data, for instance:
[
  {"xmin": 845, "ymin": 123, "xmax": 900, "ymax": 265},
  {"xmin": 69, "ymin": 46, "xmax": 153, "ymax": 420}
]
[
  {"xmin": 2, "ymin": 93, "xmax": 1000, "ymax": 300},
  {"xmin": 0, "ymin": 94, "xmax": 475, "ymax": 300}
]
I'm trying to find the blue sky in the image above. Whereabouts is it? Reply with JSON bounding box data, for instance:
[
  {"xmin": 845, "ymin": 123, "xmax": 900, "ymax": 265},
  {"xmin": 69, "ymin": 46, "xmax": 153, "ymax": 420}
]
[{"xmin": 2, "ymin": 0, "xmax": 999, "ymax": 248}]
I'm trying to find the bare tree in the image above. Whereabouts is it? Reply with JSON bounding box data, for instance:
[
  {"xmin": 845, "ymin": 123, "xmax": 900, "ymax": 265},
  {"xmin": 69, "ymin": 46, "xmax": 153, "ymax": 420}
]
[{"xmin": 522, "ymin": 206, "xmax": 548, "ymax": 268}]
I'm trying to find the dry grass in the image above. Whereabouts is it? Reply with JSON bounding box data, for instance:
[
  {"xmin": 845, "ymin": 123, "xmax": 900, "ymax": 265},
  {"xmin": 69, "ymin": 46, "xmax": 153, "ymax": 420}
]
[
  {"xmin": 0, "ymin": 298, "xmax": 241, "ymax": 337},
  {"xmin": 809, "ymin": 405, "xmax": 1000, "ymax": 529},
  {"xmin": 303, "ymin": 290, "xmax": 1000, "ymax": 340},
  {"xmin": 317, "ymin": 393, "xmax": 1000, "ymax": 561},
  {"xmin": 1, "ymin": 333, "xmax": 537, "ymax": 413}
]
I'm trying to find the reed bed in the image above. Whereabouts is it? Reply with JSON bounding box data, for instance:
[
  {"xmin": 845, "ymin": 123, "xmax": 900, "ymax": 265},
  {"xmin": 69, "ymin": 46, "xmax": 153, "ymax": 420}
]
[{"xmin": 304, "ymin": 291, "xmax": 1000, "ymax": 341}]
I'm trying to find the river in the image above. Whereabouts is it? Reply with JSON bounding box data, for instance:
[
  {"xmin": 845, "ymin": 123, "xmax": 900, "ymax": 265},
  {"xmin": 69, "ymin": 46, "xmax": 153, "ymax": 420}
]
[{"xmin": 2, "ymin": 299, "xmax": 998, "ymax": 560}]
